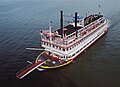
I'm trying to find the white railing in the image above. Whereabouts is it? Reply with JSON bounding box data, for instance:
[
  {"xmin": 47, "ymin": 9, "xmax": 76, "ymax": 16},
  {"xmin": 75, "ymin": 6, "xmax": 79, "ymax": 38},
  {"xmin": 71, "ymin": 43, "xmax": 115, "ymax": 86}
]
[{"xmin": 41, "ymin": 17, "xmax": 106, "ymax": 48}]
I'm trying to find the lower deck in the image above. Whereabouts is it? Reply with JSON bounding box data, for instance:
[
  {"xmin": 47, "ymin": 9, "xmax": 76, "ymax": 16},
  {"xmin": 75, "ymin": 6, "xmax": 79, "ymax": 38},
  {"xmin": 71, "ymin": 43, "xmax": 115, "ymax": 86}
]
[{"xmin": 36, "ymin": 52, "xmax": 73, "ymax": 69}]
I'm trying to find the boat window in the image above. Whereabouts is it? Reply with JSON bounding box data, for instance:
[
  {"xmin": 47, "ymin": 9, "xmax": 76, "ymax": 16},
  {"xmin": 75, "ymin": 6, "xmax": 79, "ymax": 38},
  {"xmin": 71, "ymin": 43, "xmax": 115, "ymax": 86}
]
[
  {"xmin": 73, "ymin": 54, "xmax": 75, "ymax": 56},
  {"xmin": 66, "ymin": 48, "xmax": 68, "ymax": 51},
  {"xmin": 63, "ymin": 49, "xmax": 65, "ymax": 51},
  {"xmin": 48, "ymin": 44, "xmax": 50, "ymax": 46}
]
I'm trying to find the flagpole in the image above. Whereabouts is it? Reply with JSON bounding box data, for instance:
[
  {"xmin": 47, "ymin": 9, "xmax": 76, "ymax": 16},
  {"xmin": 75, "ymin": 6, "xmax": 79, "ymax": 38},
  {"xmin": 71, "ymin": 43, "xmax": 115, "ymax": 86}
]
[
  {"xmin": 49, "ymin": 21, "xmax": 52, "ymax": 54},
  {"xmin": 98, "ymin": 4, "xmax": 101, "ymax": 14}
]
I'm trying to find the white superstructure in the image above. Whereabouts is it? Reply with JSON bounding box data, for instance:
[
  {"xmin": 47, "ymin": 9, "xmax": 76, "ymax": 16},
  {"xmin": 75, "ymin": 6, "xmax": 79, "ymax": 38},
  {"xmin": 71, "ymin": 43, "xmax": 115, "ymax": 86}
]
[{"xmin": 40, "ymin": 13, "xmax": 108, "ymax": 61}]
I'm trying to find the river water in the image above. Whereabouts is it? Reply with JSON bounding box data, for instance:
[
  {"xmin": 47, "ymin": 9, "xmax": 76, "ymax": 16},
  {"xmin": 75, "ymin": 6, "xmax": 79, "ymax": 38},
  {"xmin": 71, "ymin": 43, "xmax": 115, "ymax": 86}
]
[{"xmin": 0, "ymin": 0, "xmax": 120, "ymax": 87}]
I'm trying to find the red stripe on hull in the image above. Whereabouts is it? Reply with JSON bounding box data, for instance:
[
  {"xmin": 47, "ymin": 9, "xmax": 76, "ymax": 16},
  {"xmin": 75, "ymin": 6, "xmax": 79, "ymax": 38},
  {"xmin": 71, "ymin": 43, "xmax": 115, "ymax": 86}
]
[{"xmin": 45, "ymin": 53, "xmax": 64, "ymax": 62}]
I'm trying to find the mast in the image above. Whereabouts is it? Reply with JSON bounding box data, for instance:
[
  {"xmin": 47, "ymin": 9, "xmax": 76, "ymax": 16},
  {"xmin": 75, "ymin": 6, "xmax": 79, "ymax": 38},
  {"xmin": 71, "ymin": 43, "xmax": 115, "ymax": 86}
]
[
  {"xmin": 75, "ymin": 12, "xmax": 78, "ymax": 38},
  {"xmin": 49, "ymin": 21, "xmax": 52, "ymax": 42},
  {"xmin": 49, "ymin": 21, "xmax": 52, "ymax": 54},
  {"xmin": 60, "ymin": 11, "xmax": 64, "ymax": 38}
]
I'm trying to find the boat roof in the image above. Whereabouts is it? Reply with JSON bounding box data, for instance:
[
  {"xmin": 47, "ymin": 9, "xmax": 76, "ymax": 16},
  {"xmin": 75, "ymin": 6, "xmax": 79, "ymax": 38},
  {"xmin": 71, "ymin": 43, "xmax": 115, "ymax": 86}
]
[
  {"xmin": 56, "ymin": 25, "xmax": 82, "ymax": 36},
  {"xmin": 55, "ymin": 14, "xmax": 103, "ymax": 36},
  {"xmin": 84, "ymin": 14, "xmax": 103, "ymax": 26}
]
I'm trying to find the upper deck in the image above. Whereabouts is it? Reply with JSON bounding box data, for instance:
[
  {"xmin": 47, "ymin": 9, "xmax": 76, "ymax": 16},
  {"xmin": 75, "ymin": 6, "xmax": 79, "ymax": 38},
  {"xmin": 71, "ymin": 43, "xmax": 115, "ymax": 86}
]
[{"xmin": 40, "ymin": 14, "xmax": 106, "ymax": 48}]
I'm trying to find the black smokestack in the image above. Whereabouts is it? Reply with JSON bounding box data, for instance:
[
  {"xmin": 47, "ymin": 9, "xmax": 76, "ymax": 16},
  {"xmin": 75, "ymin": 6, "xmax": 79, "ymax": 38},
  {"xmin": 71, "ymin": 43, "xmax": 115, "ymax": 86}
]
[
  {"xmin": 60, "ymin": 11, "xmax": 64, "ymax": 38},
  {"xmin": 75, "ymin": 12, "xmax": 78, "ymax": 38}
]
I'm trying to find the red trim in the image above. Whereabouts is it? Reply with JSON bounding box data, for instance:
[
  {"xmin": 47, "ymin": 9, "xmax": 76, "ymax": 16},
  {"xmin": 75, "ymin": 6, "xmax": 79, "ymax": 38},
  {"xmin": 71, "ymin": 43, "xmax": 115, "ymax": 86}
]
[
  {"xmin": 41, "ymin": 23, "xmax": 108, "ymax": 57},
  {"xmin": 72, "ymin": 28, "xmax": 108, "ymax": 60},
  {"xmin": 45, "ymin": 53, "xmax": 64, "ymax": 62},
  {"xmin": 42, "ymin": 28, "xmax": 108, "ymax": 63},
  {"xmin": 45, "ymin": 52, "xmax": 73, "ymax": 62},
  {"xmin": 104, "ymin": 28, "xmax": 108, "ymax": 33},
  {"xmin": 68, "ymin": 20, "xmax": 108, "ymax": 48},
  {"xmin": 42, "ymin": 19, "xmax": 108, "ymax": 49}
]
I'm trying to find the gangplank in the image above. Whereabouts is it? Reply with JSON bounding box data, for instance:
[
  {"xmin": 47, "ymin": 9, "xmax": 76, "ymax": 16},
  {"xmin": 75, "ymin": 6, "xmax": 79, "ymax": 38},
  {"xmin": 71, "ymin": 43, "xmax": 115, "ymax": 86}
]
[{"xmin": 16, "ymin": 60, "xmax": 44, "ymax": 79}]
